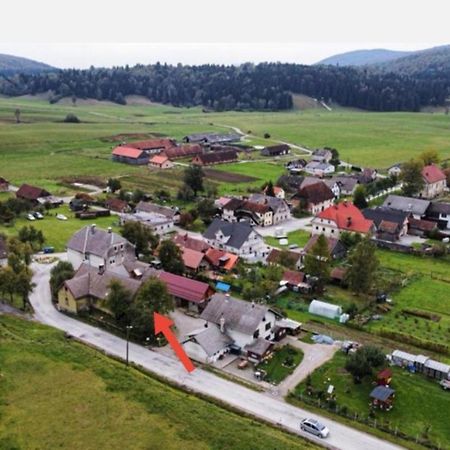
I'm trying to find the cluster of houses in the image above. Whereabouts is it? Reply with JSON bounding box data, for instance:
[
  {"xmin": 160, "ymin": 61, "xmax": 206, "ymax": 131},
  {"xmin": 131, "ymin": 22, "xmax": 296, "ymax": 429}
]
[{"xmin": 58, "ymin": 224, "xmax": 301, "ymax": 364}]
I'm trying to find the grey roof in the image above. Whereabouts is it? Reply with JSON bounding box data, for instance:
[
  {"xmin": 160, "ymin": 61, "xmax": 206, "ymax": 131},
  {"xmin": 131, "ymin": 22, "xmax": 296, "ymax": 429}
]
[
  {"xmin": 370, "ymin": 386, "xmax": 395, "ymax": 402},
  {"xmin": 244, "ymin": 338, "xmax": 273, "ymax": 356},
  {"xmin": 189, "ymin": 325, "xmax": 232, "ymax": 356},
  {"xmin": 428, "ymin": 202, "xmax": 450, "ymax": 215},
  {"xmin": 312, "ymin": 149, "xmax": 332, "ymax": 157},
  {"xmin": 135, "ymin": 201, "xmax": 179, "ymax": 219},
  {"xmin": 362, "ymin": 207, "xmax": 409, "ymax": 228},
  {"xmin": 200, "ymin": 293, "xmax": 272, "ymax": 335},
  {"xmin": 67, "ymin": 226, "xmax": 131, "ymax": 259},
  {"xmin": 203, "ymin": 219, "xmax": 260, "ymax": 250},
  {"xmin": 392, "ymin": 349, "xmax": 416, "ymax": 362},
  {"xmin": 382, "ymin": 195, "xmax": 430, "ymax": 216},
  {"xmin": 305, "ymin": 161, "xmax": 333, "ymax": 170},
  {"xmin": 330, "ymin": 176, "xmax": 359, "ymax": 193},
  {"xmin": 65, "ymin": 264, "xmax": 142, "ymax": 300},
  {"xmin": 424, "ymin": 359, "xmax": 450, "ymax": 374},
  {"xmin": 248, "ymin": 193, "xmax": 289, "ymax": 214}
]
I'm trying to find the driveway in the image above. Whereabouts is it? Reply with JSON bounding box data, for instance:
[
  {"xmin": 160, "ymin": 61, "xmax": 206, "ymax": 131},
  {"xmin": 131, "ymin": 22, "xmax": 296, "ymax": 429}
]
[
  {"xmin": 26, "ymin": 258, "xmax": 402, "ymax": 450},
  {"xmin": 278, "ymin": 337, "xmax": 339, "ymax": 396},
  {"xmin": 256, "ymin": 217, "xmax": 313, "ymax": 237}
]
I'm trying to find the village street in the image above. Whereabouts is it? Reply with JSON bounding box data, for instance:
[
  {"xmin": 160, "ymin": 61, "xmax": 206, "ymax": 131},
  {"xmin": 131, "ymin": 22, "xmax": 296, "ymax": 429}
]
[{"xmin": 27, "ymin": 257, "xmax": 403, "ymax": 450}]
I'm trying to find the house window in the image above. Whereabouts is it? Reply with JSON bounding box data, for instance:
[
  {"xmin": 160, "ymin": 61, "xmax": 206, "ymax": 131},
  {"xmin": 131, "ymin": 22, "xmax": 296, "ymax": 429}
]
[
  {"xmin": 253, "ymin": 330, "xmax": 260, "ymax": 339},
  {"xmin": 316, "ymin": 226, "xmax": 319, "ymax": 230},
  {"xmin": 265, "ymin": 322, "xmax": 271, "ymax": 331},
  {"xmin": 331, "ymin": 229, "xmax": 334, "ymax": 233}
]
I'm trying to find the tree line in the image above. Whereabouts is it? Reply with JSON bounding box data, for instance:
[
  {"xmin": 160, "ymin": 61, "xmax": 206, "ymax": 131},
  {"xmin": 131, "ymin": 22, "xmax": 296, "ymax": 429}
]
[{"xmin": 1, "ymin": 62, "xmax": 448, "ymax": 111}]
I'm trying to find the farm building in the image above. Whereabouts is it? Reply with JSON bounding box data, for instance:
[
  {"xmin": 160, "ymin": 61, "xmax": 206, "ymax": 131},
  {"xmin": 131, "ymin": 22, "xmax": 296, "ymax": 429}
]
[
  {"xmin": 261, "ymin": 144, "xmax": 290, "ymax": 157},
  {"xmin": 164, "ymin": 144, "xmax": 203, "ymax": 160},
  {"xmin": 104, "ymin": 198, "xmax": 130, "ymax": 213},
  {"xmin": 308, "ymin": 300, "xmax": 342, "ymax": 319},
  {"xmin": 135, "ymin": 201, "xmax": 180, "ymax": 223},
  {"xmin": 304, "ymin": 161, "xmax": 335, "ymax": 177},
  {"xmin": 125, "ymin": 138, "xmax": 175, "ymax": 154},
  {"xmin": 183, "ymin": 132, "xmax": 241, "ymax": 145},
  {"xmin": 120, "ymin": 211, "xmax": 174, "ymax": 235},
  {"xmin": 291, "ymin": 181, "xmax": 335, "ymax": 214},
  {"xmin": 111, "ymin": 146, "xmax": 149, "ymax": 165},
  {"xmin": 382, "ymin": 195, "xmax": 430, "ymax": 220},
  {"xmin": 148, "ymin": 154, "xmax": 174, "ymax": 169},
  {"xmin": 426, "ymin": 202, "xmax": 450, "ymax": 229},
  {"xmin": 391, "ymin": 350, "xmax": 450, "ymax": 380},
  {"xmin": 192, "ymin": 149, "xmax": 238, "ymax": 166},
  {"xmin": 311, "ymin": 148, "xmax": 333, "ymax": 163}
]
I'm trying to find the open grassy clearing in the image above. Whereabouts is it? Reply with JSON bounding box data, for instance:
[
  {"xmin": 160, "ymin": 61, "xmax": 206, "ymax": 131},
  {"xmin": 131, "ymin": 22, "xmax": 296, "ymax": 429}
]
[
  {"xmin": 290, "ymin": 352, "xmax": 450, "ymax": 448},
  {"xmin": 265, "ymin": 229, "xmax": 312, "ymax": 249},
  {"xmin": 0, "ymin": 315, "xmax": 319, "ymax": 450},
  {"xmin": 0, "ymin": 204, "xmax": 120, "ymax": 252}
]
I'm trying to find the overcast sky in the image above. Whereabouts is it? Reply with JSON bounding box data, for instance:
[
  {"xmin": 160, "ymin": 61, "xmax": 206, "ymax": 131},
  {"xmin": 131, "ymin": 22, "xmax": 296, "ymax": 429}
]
[{"xmin": 0, "ymin": 0, "xmax": 447, "ymax": 68}]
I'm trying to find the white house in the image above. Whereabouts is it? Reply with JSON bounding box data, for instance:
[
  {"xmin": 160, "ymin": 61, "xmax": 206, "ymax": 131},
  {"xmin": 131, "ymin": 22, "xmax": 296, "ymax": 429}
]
[
  {"xmin": 203, "ymin": 219, "xmax": 269, "ymax": 262},
  {"xmin": 120, "ymin": 211, "xmax": 174, "ymax": 235},
  {"xmin": 66, "ymin": 225, "xmax": 135, "ymax": 270},
  {"xmin": 420, "ymin": 164, "xmax": 446, "ymax": 199},
  {"xmin": 304, "ymin": 161, "xmax": 335, "ymax": 177}
]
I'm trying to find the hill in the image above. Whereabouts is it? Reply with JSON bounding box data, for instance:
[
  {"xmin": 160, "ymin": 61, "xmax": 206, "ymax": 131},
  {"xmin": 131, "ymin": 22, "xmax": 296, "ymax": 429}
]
[
  {"xmin": 374, "ymin": 45, "xmax": 450, "ymax": 74},
  {"xmin": 0, "ymin": 53, "xmax": 55, "ymax": 74},
  {"xmin": 317, "ymin": 48, "xmax": 413, "ymax": 67}
]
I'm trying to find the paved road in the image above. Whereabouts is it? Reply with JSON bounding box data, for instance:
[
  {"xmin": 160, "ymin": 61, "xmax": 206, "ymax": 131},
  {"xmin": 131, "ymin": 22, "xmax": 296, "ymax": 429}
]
[
  {"xmin": 256, "ymin": 217, "xmax": 313, "ymax": 237},
  {"xmin": 28, "ymin": 260, "xmax": 402, "ymax": 450}
]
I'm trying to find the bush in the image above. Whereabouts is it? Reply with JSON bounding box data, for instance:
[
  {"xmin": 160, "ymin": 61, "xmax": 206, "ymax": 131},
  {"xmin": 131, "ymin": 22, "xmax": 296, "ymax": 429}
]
[{"xmin": 63, "ymin": 113, "xmax": 80, "ymax": 123}]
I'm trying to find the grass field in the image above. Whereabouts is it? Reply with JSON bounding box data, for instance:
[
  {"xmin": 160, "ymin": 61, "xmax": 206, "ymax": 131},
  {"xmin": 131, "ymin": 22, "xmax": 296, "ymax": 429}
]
[
  {"xmin": 0, "ymin": 205, "xmax": 120, "ymax": 252},
  {"xmin": 265, "ymin": 229, "xmax": 312, "ymax": 249},
  {"xmin": 290, "ymin": 352, "xmax": 450, "ymax": 448},
  {"xmin": 257, "ymin": 346, "xmax": 303, "ymax": 384},
  {"xmin": 1, "ymin": 97, "xmax": 450, "ymax": 199},
  {"xmin": 0, "ymin": 314, "xmax": 319, "ymax": 450}
]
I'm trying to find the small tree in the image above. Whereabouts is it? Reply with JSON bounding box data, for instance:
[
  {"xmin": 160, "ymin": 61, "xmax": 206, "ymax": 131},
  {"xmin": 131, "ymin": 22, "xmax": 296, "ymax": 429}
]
[
  {"xmin": 277, "ymin": 249, "xmax": 297, "ymax": 269},
  {"xmin": 265, "ymin": 180, "xmax": 276, "ymax": 197},
  {"xmin": 63, "ymin": 113, "xmax": 80, "ymax": 123},
  {"xmin": 183, "ymin": 165, "xmax": 204, "ymax": 197},
  {"xmin": 400, "ymin": 159, "xmax": 424, "ymax": 197},
  {"xmin": 158, "ymin": 240, "xmax": 185, "ymax": 275},
  {"xmin": 50, "ymin": 261, "xmax": 74, "ymax": 299},
  {"xmin": 107, "ymin": 178, "xmax": 122, "ymax": 194},
  {"xmin": 418, "ymin": 149, "xmax": 440, "ymax": 166},
  {"xmin": 303, "ymin": 234, "xmax": 331, "ymax": 291},
  {"xmin": 121, "ymin": 221, "xmax": 159, "ymax": 256},
  {"xmin": 345, "ymin": 238, "xmax": 379, "ymax": 294},
  {"xmin": 107, "ymin": 280, "xmax": 133, "ymax": 326},
  {"xmin": 353, "ymin": 185, "xmax": 368, "ymax": 209},
  {"xmin": 14, "ymin": 108, "xmax": 21, "ymax": 123},
  {"xmin": 130, "ymin": 277, "xmax": 174, "ymax": 342},
  {"xmin": 196, "ymin": 198, "xmax": 216, "ymax": 225}
]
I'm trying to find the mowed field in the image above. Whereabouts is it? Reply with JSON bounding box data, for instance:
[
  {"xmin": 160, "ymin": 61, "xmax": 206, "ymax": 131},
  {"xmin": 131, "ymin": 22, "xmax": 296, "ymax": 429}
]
[
  {"xmin": 0, "ymin": 315, "xmax": 319, "ymax": 450},
  {"xmin": 1, "ymin": 96, "xmax": 450, "ymax": 197}
]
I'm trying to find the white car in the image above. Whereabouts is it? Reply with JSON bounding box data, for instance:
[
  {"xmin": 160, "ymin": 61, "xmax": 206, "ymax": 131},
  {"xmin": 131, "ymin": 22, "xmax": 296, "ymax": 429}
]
[
  {"xmin": 300, "ymin": 418, "xmax": 330, "ymax": 438},
  {"xmin": 56, "ymin": 214, "xmax": 68, "ymax": 221},
  {"xmin": 26, "ymin": 213, "xmax": 36, "ymax": 221},
  {"xmin": 33, "ymin": 211, "xmax": 44, "ymax": 219}
]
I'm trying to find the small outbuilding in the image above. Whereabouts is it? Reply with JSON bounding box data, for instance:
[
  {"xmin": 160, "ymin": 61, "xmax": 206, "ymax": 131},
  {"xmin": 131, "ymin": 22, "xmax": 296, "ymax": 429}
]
[
  {"xmin": 376, "ymin": 368, "xmax": 393, "ymax": 386},
  {"xmin": 370, "ymin": 385, "xmax": 395, "ymax": 410}
]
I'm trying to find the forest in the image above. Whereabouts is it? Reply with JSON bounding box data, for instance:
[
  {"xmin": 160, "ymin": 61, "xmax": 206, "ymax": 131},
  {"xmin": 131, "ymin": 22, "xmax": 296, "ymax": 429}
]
[{"xmin": 0, "ymin": 62, "xmax": 448, "ymax": 112}]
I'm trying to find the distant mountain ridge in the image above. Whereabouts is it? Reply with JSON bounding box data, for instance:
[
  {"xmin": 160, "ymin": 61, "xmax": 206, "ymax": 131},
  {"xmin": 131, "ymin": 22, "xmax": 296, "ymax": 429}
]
[
  {"xmin": 317, "ymin": 49, "xmax": 413, "ymax": 67},
  {"xmin": 0, "ymin": 53, "xmax": 55, "ymax": 74}
]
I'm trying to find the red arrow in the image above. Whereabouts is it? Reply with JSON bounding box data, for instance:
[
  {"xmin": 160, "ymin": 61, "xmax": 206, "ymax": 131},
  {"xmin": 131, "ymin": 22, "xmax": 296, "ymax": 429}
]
[{"xmin": 153, "ymin": 312, "xmax": 196, "ymax": 373}]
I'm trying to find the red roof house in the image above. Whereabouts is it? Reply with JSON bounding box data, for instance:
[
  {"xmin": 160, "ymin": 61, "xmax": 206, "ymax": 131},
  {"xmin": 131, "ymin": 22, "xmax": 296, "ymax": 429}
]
[
  {"xmin": 181, "ymin": 247, "xmax": 206, "ymax": 272},
  {"xmin": 173, "ymin": 233, "xmax": 211, "ymax": 253},
  {"xmin": 112, "ymin": 146, "xmax": 149, "ymax": 165},
  {"xmin": 204, "ymin": 248, "xmax": 239, "ymax": 272},
  {"xmin": 16, "ymin": 184, "xmax": 51, "ymax": 202},
  {"xmin": 312, "ymin": 202, "xmax": 374, "ymax": 237},
  {"xmin": 421, "ymin": 164, "xmax": 446, "ymax": 199},
  {"xmin": 149, "ymin": 154, "xmax": 174, "ymax": 169},
  {"xmin": 105, "ymin": 197, "xmax": 130, "ymax": 213}
]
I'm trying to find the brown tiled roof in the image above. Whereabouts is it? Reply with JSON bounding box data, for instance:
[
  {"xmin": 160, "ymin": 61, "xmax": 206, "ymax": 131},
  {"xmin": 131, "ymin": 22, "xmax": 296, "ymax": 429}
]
[
  {"xmin": 127, "ymin": 139, "xmax": 175, "ymax": 151},
  {"xmin": 303, "ymin": 235, "xmax": 339, "ymax": 254},
  {"xmin": 158, "ymin": 271, "xmax": 212, "ymax": 303},
  {"xmin": 282, "ymin": 270, "xmax": 305, "ymax": 286},
  {"xmin": 378, "ymin": 220, "xmax": 399, "ymax": 234},
  {"xmin": 193, "ymin": 150, "xmax": 238, "ymax": 165},
  {"xmin": 112, "ymin": 146, "xmax": 145, "ymax": 159},
  {"xmin": 173, "ymin": 233, "xmax": 210, "ymax": 253},
  {"xmin": 105, "ymin": 198, "xmax": 128, "ymax": 212},
  {"xmin": 204, "ymin": 248, "xmax": 239, "ymax": 271},
  {"xmin": 295, "ymin": 181, "xmax": 334, "ymax": 204},
  {"xmin": 16, "ymin": 184, "xmax": 51, "ymax": 201},
  {"xmin": 164, "ymin": 144, "xmax": 203, "ymax": 160},
  {"xmin": 181, "ymin": 247, "xmax": 205, "ymax": 270},
  {"xmin": 409, "ymin": 218, "xmax": 437, "ymax": 232},
  {"xmin": 266, "ymin": 248, "xmax": 301, "ymax": 265},
  {"xmin": 330, "ymin": 266, "xmax": 347, "ymax": 281}
]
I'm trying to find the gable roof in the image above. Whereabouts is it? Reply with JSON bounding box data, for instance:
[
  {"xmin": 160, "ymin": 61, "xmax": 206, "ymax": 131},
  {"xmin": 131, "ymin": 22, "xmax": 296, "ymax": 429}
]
[
  {"xmin": 382, "ymin": 195, "xmax": 430, "ymax": 216},
  {"xmin": 173, "ymin": 233, "xmax": 210, "ymax": 253},
  {"xmin": 316, "ymin": 202, "xmax": 373, "ymax": 233},
  {"xmin": 187, "ymin": 325, "xmax": 233, "ymax": 356},
  {"xmin": 295, "ymin": 182, "xmax": 334, "ymax": 204},
  {"xmin": 194, "ymin": 149, "xmax": 238, "ymax": 165},
  {"xmin": 224, "ymin": 197, "xmax": 271, "ymax": 215},
  {"xmin": 200, "ymin": 293, "xmax": 274, "ymax": 334},
  {"xmin": 149, "ymin": 154, "xmax": 170, "ymax": 165},
  {"xmin": 266, "ymin": 248, "xmax": 301, "ymax": 266},
  {"xmin": 428, "ymin": 202, "xmax": 450, "ymax": 215},
  {"xmin": 408, "ymin": 218, "xmax": 437, "ymax": 232},
  {"xmin": 262, "ymin": 144, "xmax": 290, "ymax": 155},
  {"xmin": 330, "ymin": 176, "xmax": 359, "ymax": 193},
  {"xmin": 67, "ymin": 225, "xmax": 130, "ymax": 258},
  {"xmin": 136, "ymin": 201, "xmax": 178, "ymax": 219},
  {"xmin": 422, "ymin": 164, "xmax": 446, "ymax": 184},
  {"xmin": 203, "ymin": 219, "xmax": 259, "ymax": 250},
  {"xmin": 303, "ymin": 235, "xmax": 345, "ymax": 256},
  {"xmin": 282, "ymin": 270, "xmax": 306, "ymax": 286},
  {"xmin": 370, "ymin": 386, "xmax": 395, "ymax": 402},
  {"xmin": 127, "ymin": 138, "xmax": 175, "ymax": 151},
  {"xmin": 112, "ymin": 146, "xmax": 145, "ymax": 159},
  {"xmin": 248, "ymin": 194, "xmax": 288, "ymax": 214},
  {"xmin": 362, "ymin": 207, "xmax": 408, "ymax": 229},
  {"xmin": 105, "ymin": 197, "xmax": 128, "ymax": 212},
  {"xmin": 16, "ymin": 184, "xmax": 50, "ymax": 200},
  {"xmin": 164, "ymin": 144, "xmax": 203, "ymax": 160},
  {"xmin": 181, "ymin": 247, "xmax": 205, "ymax": 270},
  {"xmin": 158, "ymin": 271, "xmax": 211, "ymax": 303},
  {"xmin": 204, "ymin": 248, "xmax": 239, "ymax": 271}
]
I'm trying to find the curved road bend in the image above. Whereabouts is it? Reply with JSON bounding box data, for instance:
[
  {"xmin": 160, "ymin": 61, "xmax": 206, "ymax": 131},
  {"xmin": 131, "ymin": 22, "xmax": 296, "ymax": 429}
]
[{"xmin": 29, "ymin": 260, "xmax": 402, "ymax": 450}]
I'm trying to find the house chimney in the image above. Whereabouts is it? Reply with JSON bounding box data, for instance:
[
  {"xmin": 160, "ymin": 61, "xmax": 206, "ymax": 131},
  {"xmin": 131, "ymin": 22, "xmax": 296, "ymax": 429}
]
[
  {"xmin": 219, "ymin": 315, "xmax": 225, "ymax": 333},
  {"xmin": 347, "ymin": 216, "xmax": 352, "ymax": 227}
]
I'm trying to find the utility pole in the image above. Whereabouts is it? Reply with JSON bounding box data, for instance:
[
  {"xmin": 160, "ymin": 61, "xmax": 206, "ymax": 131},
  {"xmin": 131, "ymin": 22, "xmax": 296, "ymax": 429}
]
[{"xmin": 126, "ymin": 325, "xmax": 133, "ymax": 366}]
